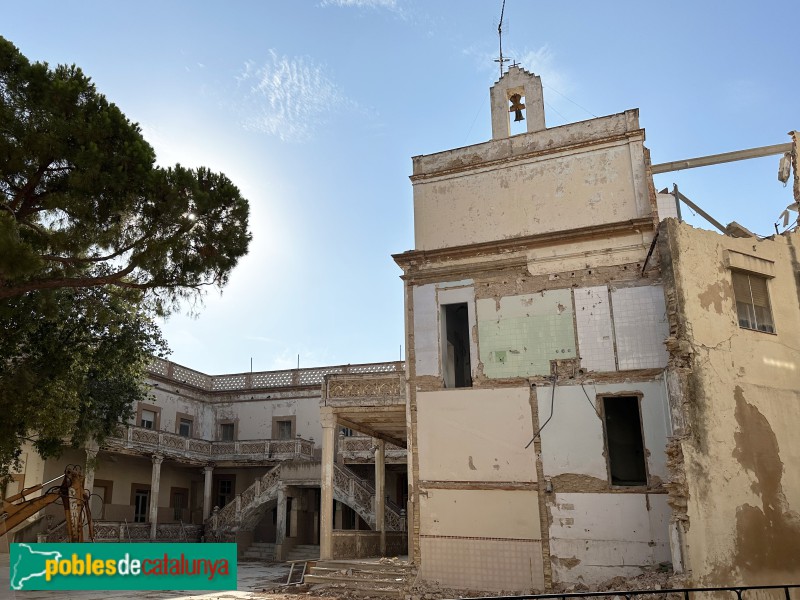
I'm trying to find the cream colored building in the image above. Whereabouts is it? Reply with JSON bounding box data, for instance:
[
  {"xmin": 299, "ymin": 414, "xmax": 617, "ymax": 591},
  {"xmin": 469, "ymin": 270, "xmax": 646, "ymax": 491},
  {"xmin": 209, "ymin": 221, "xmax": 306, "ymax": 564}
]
[
  {"xmin": 394, "ymin": 66, "xmax": 674, "ymax": 592},
  {"xmin": 7, "ymin": 359, "xmax": 409, "ymax": 561},
  {"xmin": 659, "ymin": 219, "xmax": 800, "ymax": 585}
]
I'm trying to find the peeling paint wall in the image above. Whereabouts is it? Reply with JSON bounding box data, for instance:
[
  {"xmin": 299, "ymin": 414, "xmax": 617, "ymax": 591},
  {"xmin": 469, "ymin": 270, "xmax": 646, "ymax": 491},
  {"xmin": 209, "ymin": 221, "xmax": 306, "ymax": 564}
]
[
  {"xmin": 538, "ymin": 381, "xmax": 670, "ymax": 484},
  {"xmin": 417, "ymin": 388, "xmax": 536, "ymax": 482},
  {"xmin": 659, "ymin": 219, "xmax": 800, "ymax": 585},
  {"xmin": 415, "ymin": 387, "xmax": 543, "ymax": 591},
  {"xmin": 549, "ymin": 493, "xmax": 671, "ymax": 584},
  {"xmin": 477, "ymin": 290, "xmax": 576, "ymax": 378},
  {"xmin": 399, "ymin": 71, "xmax": 672, "ymax": 591},
  {"xmin": 139, "ymin": 383, "xmax": 323, "ymax": 444},
  {"xmin": 411, "ymin": 110, "xmax": 648, "ymax": 252}
]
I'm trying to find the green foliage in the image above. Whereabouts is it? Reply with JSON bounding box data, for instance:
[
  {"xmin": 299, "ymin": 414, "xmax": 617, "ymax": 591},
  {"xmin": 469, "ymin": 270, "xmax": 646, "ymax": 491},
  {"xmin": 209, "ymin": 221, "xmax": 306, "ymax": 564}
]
[
  {"xmin": 0, "ymin": 286, "xmax": 168, "ymax": 476},
  {"xmin": 0, "ymin": 36, "xmax": 251, "ymax": 476},
  {"xmin": 0, "ymin": 36, "xmax": 251, "ymax": 311}
]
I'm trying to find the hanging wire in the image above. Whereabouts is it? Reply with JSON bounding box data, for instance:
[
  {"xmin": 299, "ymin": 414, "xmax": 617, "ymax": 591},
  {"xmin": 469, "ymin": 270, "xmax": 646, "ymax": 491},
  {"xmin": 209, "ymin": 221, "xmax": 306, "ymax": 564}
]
[
  {"xmin": 463, "ymin": 93, "xmax": 488, "ymax": 145},
  {"xmin": 544, "ymin": 101, "xmax": 569, "ymax": 125},
  {"xmin": 543, "ymin": 85, "xmax": 598, "ymax": 119},
  {"xmin": 580, "ymin": 382, "xmax": 601, "ymax": 419},
  {"xmin": 525, "ymin": 375, "xmax": 557, "ymax": 448}
]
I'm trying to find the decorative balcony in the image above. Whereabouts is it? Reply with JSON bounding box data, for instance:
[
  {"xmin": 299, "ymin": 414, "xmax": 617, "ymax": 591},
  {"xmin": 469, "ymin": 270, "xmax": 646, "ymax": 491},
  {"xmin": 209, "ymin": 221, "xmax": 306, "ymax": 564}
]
[
  {"xmin": 323, "ymin": 371, "xmax": 407, "ymax": 450},
  {"xmin": 339, "ymin": 435, "xmax": 407, "ymax": 463},
  {"xmin": 104, "ymin": 425, "xmax": 315, "ymax": 464}
]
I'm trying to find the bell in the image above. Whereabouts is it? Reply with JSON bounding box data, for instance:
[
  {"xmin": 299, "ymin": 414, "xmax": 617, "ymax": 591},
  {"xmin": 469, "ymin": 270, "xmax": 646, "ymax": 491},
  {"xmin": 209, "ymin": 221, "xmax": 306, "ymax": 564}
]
[{"xmin": 509, "ymin": 93, "xmax": 525, "ymax": 122}]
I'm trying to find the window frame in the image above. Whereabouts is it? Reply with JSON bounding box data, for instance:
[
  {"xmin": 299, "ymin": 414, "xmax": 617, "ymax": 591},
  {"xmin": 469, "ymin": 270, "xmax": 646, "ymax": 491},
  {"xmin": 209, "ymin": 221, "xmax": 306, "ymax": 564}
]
[
  {"xmin": 136, "ymin": 403, "xmax": 161, "ymax": 430},
  {"xmin": 272, "ymin": 415, "xmax": 296, "ymax": 440},
  {"xmin": 599, "ymin": 393, "xmax": 649, "ymax": 488},
  {"xmin": 440, "ymin": 302, "xmax": 473, "ymax": 389},
  {"xmin": 731, "ymin": 270, "xmax": 776, "ymax": 334},
  {"xmin": 175, "ymin": 412, "xmax": 194, "ymax": 438},
  {"xmin": 219, "ymin": 420, "xmax": 237, "ymax": 441}
]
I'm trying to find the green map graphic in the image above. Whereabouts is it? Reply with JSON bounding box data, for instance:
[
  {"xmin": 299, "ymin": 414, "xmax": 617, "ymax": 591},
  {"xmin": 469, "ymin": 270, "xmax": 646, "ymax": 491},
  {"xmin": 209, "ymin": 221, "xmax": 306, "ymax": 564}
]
[{"xmin": 10, "ymin": 543, "xmax": 62, "ymax": 590}]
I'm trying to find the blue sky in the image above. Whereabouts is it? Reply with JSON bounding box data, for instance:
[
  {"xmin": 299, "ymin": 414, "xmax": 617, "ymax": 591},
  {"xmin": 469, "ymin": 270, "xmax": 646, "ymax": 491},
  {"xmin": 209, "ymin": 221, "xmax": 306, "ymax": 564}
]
[{"xmin": 3, "ymin": 1, "xmax": 798, "ymax": 374}]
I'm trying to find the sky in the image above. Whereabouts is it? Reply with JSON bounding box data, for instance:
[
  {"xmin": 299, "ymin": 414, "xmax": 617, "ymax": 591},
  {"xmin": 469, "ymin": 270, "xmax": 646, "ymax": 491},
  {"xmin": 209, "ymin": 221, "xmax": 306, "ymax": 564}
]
[{"xmin": 3, "ymin": 1, "xmax": 798, "ymax": 375}]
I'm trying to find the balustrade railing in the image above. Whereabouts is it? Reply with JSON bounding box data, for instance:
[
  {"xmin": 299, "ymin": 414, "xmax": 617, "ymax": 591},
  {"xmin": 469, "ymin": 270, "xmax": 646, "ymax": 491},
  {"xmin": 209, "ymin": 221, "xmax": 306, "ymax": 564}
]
[
  {"xmin": 339, "ymin": 436, "xmax": 406, "ymax": 460},
  {"xmin": 105, "ymin": 425, "xmax": 314, "ymax": 463},
  {"xmin": 149, "ymin": 357, "xmax": 404, "ymax": 392}
]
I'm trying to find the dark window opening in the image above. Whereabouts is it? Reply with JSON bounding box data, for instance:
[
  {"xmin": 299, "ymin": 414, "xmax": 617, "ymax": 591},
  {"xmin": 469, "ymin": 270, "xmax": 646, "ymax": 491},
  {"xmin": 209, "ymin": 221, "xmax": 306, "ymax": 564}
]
[
  {"xmin": 178, "ymin": 418, "xmax": 193, "ymax": 437},
  {"xmin": 277, "ymin": 420, "xmax": 293, "ymax": 440},
  {"xmin": 220, "ymin": 423, "xmax": 235, "ymax": 441},
  {"xmin": 442, "ymin": 303, "xmax": 472, "ymax": 388},
  {"xmin": 732, "ymin": 271, "xmax": 775, "ymax": 333},
  {"xmin": 602, "ymin": 396, "xmax": 648, "ymax": 486},
  {"xmin": 133, "ymin": 489, "xmax": 149, "ymax": 523},
  {"xmin": 216, "ymin": 478, "xmax": 234, "ymax": 508}
]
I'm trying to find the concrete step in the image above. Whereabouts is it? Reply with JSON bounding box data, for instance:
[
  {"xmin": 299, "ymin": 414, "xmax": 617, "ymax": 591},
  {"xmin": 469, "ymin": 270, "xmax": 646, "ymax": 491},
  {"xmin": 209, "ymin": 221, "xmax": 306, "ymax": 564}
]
[
  {"xmin": 305, "ymin": 574, "xmax": 405, "ymax": 597},
  {"xmin": 310, "ymin": 566, "xmax": 412, "ymax": 579},
  {"xmin": 306, "ymin": 560, "xmax": 414, "ymax": 597},
  {"xmin": 313, "ymin": 560, "xmax": 414, "ymax": 575}
]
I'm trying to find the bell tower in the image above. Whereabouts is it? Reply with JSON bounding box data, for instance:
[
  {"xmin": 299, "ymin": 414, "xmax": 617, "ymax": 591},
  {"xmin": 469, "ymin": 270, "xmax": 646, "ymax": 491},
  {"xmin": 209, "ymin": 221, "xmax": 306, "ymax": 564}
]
[{"xmin": 489, "ymin": 65, "xmax": 545, "ymax": 139}]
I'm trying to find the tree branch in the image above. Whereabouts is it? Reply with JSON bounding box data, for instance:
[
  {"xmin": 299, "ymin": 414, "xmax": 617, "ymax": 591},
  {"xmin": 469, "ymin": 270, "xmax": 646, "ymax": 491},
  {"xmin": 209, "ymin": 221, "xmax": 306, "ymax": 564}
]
[{"xmin": 0, "ymin": 262, "xmax": 139, "ymax": 299}]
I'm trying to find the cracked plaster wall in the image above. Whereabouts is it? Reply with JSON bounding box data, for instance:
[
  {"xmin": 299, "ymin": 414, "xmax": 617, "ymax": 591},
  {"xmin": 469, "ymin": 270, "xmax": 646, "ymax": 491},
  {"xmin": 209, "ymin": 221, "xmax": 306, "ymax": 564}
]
[
  {"xmin": 411, "ymin": 112, "xmax": 649, "ymax": 252},
  {"xmin": 659, "ymin": 219, "xmax": 800, "ymax": 585}
]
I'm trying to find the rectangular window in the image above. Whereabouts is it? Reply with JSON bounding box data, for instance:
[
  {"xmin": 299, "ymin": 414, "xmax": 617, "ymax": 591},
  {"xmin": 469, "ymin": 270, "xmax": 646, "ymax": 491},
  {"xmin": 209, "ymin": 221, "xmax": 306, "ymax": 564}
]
[
  {"xmin": 171, "ymin": 488, "xmax": 188, "ymax": 521},
  {"xmin": 133, "ymin": 488, "xmax": 149, "ymax": 522},
  {"xmin": 140, "ymin": 410, "xmax": 156, "ymax": 429},
  {"xmin": 220, "ymin": 423, "xmax": 235, "ymax": 441},
  {"xmin": 216, "ymin": 478, "xmax": 234, "ymax": 508},
  {"xmin": 442, "ymin": 303, "xmax": 472, "ymax": 388},
  {"xmin": 178, "ymin": 419, "xmax": 192, "ymax": 437},
  {"xmin": 277, "ymin": 420, "xmax": 293, "ymax": 440},
  {"xmin": 178, "ymin": 418, "xmax": 193, "ymax": 437},
  {"xmin": 602, "ymin": 396, "xmax": 648, "ymax": 487},
  {"xmin": 732, "ymin": 271, "xmax": 775, "ymax": 333}
]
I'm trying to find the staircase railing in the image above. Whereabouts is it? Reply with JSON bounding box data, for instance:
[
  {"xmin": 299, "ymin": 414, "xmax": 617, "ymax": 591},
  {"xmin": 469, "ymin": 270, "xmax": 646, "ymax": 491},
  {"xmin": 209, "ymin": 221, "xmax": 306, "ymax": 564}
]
[
  {"xmin": 333, "ymin": 464, "xmax": 404, "ymax": 530},
  {"xmin": 205, "ymin": 461, "xmax": 405, "ymax": 540}
]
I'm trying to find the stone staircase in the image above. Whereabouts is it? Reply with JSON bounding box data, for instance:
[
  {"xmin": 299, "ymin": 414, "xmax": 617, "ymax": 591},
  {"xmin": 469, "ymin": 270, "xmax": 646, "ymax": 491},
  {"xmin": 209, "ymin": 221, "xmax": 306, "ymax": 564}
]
[
  {"xmin": 286, "ymin": 544, "xmax": 320, "ymax": 561},
  {"xmin": 305, "ymin": 559, "xmax": 415, "ymax": 597},
  {"xmin": 206, "ymin": 462, "xmax": 405, "ymax": 541},
  {"xmin": 241, "ymin": 542, "xmax": 275, "ymax": 561}
]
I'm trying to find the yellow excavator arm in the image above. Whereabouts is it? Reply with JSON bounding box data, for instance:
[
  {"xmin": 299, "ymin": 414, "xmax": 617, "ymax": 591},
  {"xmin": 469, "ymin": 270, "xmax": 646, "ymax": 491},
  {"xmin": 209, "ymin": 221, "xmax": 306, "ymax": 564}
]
[{"xmin": 0, "ymin": 465, "xmax": 93, "ymax": 541}]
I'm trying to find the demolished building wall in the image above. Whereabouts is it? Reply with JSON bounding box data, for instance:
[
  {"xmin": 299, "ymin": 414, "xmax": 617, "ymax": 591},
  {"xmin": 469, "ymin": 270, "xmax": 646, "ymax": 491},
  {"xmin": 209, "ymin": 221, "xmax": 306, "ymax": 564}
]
[
  {"xmin": 395, "ymin": 66, "xmax": 675, "ymax": 592},
  {"xmin": 659, "ymin": 218, "xmax": 800, "ymax": 585}
]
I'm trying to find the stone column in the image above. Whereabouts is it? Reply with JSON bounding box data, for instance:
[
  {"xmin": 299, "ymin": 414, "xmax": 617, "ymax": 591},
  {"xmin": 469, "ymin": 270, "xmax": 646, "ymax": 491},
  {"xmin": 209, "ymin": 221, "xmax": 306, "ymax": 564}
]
[
  {"xmin": 84, "ymin": 445, "xmax": 98, "ymax": 539},
  {"xmin": 320, "ymin": 408, "xmax": 337, "ymax": 559},
  {"xmin": 84, "ymin": 445, "xmax": 98, "ymax": 499},
  {"xmin": 274, "ymin": 486, "xmax": 288, "ymax": 561},
  {"xmin": 149, "ymin": 454, "xmax": 163, "ymax": 540},
  {"xmin": 374, "ymin": 439, "xmax": 386, "ymax": 555},
  {"xmin": 202, "ymin": 465, "xmax": 214, "ymax": 521}
]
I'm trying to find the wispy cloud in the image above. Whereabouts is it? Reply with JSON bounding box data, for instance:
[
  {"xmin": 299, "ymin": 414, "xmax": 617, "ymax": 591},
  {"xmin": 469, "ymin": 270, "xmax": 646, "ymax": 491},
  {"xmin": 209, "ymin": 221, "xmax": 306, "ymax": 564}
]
[
  {"xmin": 236, "ymin": 50, "xmax": 352, "ymax": 142},
  {"xmin": 513, "ymin": 45, "xmax": 571, "ymax": 97},
  {"xmin": 319, "ymin": 0, "xmax": 397, "ymax": 9}
]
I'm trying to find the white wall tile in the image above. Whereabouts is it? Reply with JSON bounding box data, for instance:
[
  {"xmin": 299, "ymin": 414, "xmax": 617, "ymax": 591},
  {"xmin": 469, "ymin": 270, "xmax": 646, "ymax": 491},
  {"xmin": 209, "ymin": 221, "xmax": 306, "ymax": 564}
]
[
  {"xmin": 611, "ymin": 286, "xmax": 669, "ymax": 370},
  {"xmin": 574, "ymin": 285, "xmax": 616, "ymax": 372}
]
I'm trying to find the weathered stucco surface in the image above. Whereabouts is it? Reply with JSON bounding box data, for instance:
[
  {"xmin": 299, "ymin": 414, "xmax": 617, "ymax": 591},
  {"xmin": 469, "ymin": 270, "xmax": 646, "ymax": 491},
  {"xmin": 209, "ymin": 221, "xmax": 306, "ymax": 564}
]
[
  {"xmin": 549, "ymin": 492, "xmax": 671, "ymax": 584},
  {"xmin": 416, "ymin": 387, "xmax": 536, "ymax": 482},
  {"xmin": 659, "ymin": 219, "xmax": 800, "ymax": 584}
]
